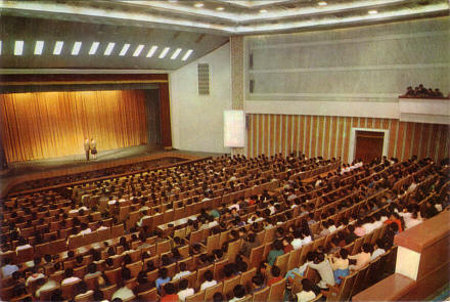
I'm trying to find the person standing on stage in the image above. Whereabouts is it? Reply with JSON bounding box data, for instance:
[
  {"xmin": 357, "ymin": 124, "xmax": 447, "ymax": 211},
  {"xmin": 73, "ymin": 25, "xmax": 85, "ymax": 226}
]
[
  {"xmin": 84, "ymin": 138, "xmax": 90, "ymax": 161},
  {"xmin": 90, "ymin": 138, "xmax": 97, "ymax": 160}
]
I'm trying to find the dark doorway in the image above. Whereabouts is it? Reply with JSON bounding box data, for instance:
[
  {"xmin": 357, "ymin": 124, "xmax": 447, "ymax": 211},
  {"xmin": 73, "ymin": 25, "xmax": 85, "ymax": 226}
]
[{"xmin": 354, "ymin": 130, "xmax": 384, "ymax": 163}]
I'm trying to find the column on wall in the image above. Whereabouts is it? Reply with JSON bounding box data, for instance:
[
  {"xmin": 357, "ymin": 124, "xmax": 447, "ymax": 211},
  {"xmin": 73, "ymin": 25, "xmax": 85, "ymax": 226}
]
[{"xmin": 230, "ymin": 36, "xmax": 245, "ymax": 156}]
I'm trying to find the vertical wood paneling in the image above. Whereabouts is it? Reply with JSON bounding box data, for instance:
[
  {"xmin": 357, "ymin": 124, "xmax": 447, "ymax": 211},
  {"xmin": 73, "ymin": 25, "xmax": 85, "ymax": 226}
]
[
  {"xmin": 403, "ymin": 123, "xmax": 413, "ymax": 160},
  {"xmin": 293, "ymin": 116, "xmax": 299, "ymax": 155},
  {"xmin": 281, "ymin": 115, "xmax": 287, "ymax": 155},
  {"xmin": 258, "ymin": 114, "xmax": 263, "ymax": 157},
  {"xmin": 397, "ymin": 122, "xmax": 406, "ymax": 160},
  {"xmin": 247, "ymin": 114, "xmax": 448, "ymax": 162},
  {"xmin": 269, "ymin": 115, "xmax": 275, "ymax": 156},
  {"xmin": 305, "ymin": 116, "xmax": 311, "ymax": 158}
]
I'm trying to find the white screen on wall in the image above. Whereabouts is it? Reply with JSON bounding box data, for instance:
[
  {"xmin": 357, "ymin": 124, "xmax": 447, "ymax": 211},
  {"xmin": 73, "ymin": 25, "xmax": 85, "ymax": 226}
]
[{"xmin": 224, "ymin": 110, "xmax": 245, "ymax": 147}]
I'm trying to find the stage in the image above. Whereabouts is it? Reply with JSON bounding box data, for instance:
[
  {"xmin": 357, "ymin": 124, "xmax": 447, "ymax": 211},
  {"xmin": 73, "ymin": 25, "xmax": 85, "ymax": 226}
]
[{"xmin": 0, "ymin": 145, "xmax": 222, "ymax": 197}]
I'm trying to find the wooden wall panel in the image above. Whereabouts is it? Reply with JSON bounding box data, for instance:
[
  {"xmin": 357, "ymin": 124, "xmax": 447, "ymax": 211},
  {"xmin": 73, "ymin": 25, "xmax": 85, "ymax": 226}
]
[{"xmin": 246, "ymin": 114, "xmax": 449, "ymax": 163}]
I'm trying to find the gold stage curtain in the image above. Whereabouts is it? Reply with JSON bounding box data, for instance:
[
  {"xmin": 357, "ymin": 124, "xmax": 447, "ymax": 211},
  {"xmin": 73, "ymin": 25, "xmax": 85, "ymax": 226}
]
[{"xmin": 0, "ymin": 90, "xmax": 148, "ymax": 163}]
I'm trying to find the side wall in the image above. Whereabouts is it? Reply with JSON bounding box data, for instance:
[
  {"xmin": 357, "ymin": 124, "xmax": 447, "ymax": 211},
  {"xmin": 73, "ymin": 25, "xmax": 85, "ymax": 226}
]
[
  {"xmin": 170, "ymin": 43, "xmax": 232, "ymax": 153},
  {"xmin": 245, "ymin": 17, "xmax": 450, "ymax": 117},
  {"xmin": 247, "ymin": 114, "xmax": 449, "ymax": 163}
]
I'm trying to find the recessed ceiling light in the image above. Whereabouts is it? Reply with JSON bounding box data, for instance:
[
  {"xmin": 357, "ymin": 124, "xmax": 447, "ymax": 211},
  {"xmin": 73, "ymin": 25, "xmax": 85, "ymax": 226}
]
[
  {"xmin": 53, "ymin": 41, "xmax": 64, "ymax": 55},
  {"xmin": 171, "ymin": 48, "xmax": 182, "ymax": 60},
  {"xmin": 104, "ymin": 42, "xmax": 115, "ymax": 56},
  {"xmin": 133, "ymin": 44, "xmax": 144, "ymax": 57},
  {"xmin": 119, "ymin": 44, "xmax": 130, "ymax": 56},
  {"xmin": 159, "ymin": 47, "xmax": 170, "ymax": 59},
  {"xmin": 194, "ymin": 3, "xmax": 204, "ymax": 8},
  {"xmin": 34, "ymin": 41, "xmax": 44, "ymax": 55},
  {"xmin": 146, "ymin": 46, "xmax": 158, "ymax": 58},
  {"xmin": 89, "ymin": 42, "xmax": 100, "ymax": 55},
  {"xmin": 368, "ymin": 9, "xmax": 378, "ymax": 15},
  {"xmin": 259, "ymin": 9, "xmax": 268, "ymax": 13},
  {"xmin": 14, "ymin": 40, "xmax": 24, "ymax": 56},
  {"xmin": 71, "ymin": 41, "xmax": 82, "ymax": 56},
  {"xmin": 182, "ymin": 49, "xmax": 193, "ymax": 61},
  {"xmin": 318, "ymin": 1, "xmax": 327, "ymax": 6},
  {"xmin": 216, "ymin": 6, "xmax": 225, "ymax": 11}
]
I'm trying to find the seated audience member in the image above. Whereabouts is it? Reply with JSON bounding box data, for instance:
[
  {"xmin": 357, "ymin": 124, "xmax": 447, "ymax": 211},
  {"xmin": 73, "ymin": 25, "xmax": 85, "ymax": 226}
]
[
  {"xmin": 286, "ymin": 251, "xmax": 316, "ymax": 281},
  {"xmin": 156, "ymin": 267, "xmax": 171, "ymax": 292},
  {"xmin": 309, "ymin": 252, "xmax": 335, "ymax": 289},
  {"xmin": 251, "ymin": 275, "xmax": 266, "ymax": 293},
  {"xmin": 267, "ymin": 240, "xmax": 284, "ymax": 266},
  {"xmin": 353, "ymin": 220, "xmax": 366, "ymax": 237},
  {"xmin": 61, "ymin": 268, "xmax": 81, "ymax": 285},
  {"xmin": 160, "ymin": 283, "xmax": 178, "ymax": 302},
  {"xmin": 349, "ymin": 243, "xmax": 373, "ymax": 271},
  {"xmin": 15, "ymin": 237, "xmax": 32, "ymax": 252},
  {"xmin": 177, "ymin": 279, "xmax": 195, "ymax": 302},
  {"xmin": 229, "ymin": 284, "xmax": 246, "ymax": 302},
  {"xmin": 213, "ymin": 292, "xmax": 225, "ymax": 302},
  {"xmin": 328, "ymin": 248, "xmax": 350, "ymax": 285},
  {"xmin": 74, "ymin": 281, "xmax": 93, "ymax": 300},
  {"xmin": 200, "ymin": 270, "xmax": 218, "ymax": 290},
  {"xmin": 383, "ymin": 213, "xmax": 403, "ymax": 233},
  {"xmin": 240, "ymin": 233, "xmax": 259, "ymax": 257},
  {"xmin": 34, "ymin": 277, "xmax": 58, "ymax": 298},
  {"xmin": 25, "ymin": 267, "xmax": 45, "ymax": 286},
  {"xmin": 173, "ymin": 262, "xmax": 192, "ymax": 281},
  {"xmin": 370, "ymin": 239, "xmax": 386, "ymax": 261},
  {"xmin": 136, "ymin": 271, "xmax": 153, "ymax": 294},
  {"xmin": 267, "ymin": 265, "xmax": 282, "ymax": 286},
  {"xmin": 111, "ymin": 269, "xmax": 135, "ymax": 301},
  {"xmin": 296, "ymin": 278, "xmax": 317, "ymax": 302},
  {"xmin": 2, "ymin": 258, "xmax": 19, "ymax": 278}
]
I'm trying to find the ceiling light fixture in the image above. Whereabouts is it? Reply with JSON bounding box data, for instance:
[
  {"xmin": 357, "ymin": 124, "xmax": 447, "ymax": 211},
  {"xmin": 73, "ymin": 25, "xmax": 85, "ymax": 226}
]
[
  {"xmin": 159, "ymin": 47, "xmax": 170, "ymax": 59},
  {"xmin": 368, "ymin": 9, "xmax": 378, "ymax": 14},
  {"xmin": 119, "ymin": 44, "xmax": 130, "ymax": 56},
  {"xmin": 34, "ymin": 41, "xmax": 44, "ymax": 55},
  {"xmin": 71, "ymin": 41, "xmax": 82, "ymax": 56},
  {"xmin": 170, "ymin": 48, "xmax": 182, "ymax": 60},
  {"xmin": 182, "ymin": 49, "xmax": 193, "ymax": 61},
  {"xmin": 216, "ymin": 6, "xmax": 225, "ymax": 11},
  {"xmin": 133, "ymin": 44, "xmax": 145, "ymax": 57},
  {"xmin": 104, "ymin": 42, "xmax": 115, "ymax": 56},
  {"xmin": 146, "ymin": 46, "xmax": 158, "ymax": 58},
  {"xmin": 318, "ymin": 1, "xmax": 327, "ymax": 6},
  {"xmin": 194, "ymin": 3, "xmax": 204, "ymax": 8},
  {"xmin": 53, "ymin": 41, "xmax": 64, "ymax": 55},
  {"xmin": 14, "ymin": 40, "xmax": 24, "ymax": 56},
  {"xmin": 0, "ymin": 41, "xmax": 2, "ymax": 55},
  {"xmin": 259, "ymin": 9, "xmax": 268, "ymax": 13},
  {"xmin": 89, "ymin": 42, "xmax": 100, "ymax": 55}
]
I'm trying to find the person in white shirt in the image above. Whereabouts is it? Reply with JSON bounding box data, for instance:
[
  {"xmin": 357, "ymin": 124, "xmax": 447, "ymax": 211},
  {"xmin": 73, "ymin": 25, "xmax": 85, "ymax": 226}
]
[
  {"xmin": 35, "ymin": 278, "xmax": 58, "ymax": 298},
  {"xmin": 370, "ymin": 239, "xmax": 386, "ymax": 261},
  {"xmin": 25, "ymin": 268, "xmax": 45, "ymax": 286},
  {"xmin": 61, "ymin": 268, "xmax": 81, "ymax": 285},
  {"xmin": 327, "ymin": 219, "xmax": 337, "ymax": 233},
  {"xmin": 229, "ymin": 284, "xmax": 246, "ymax": 302},
  {"xmin": 296, "ymin": 278, "xmax": 317, "ymax": 302},
  {"xmin": 291, "ymin": 229, "xmax": 303, "ymax": 250},
  {"xmin": 405, "ymin": 211, "xmax": 423, "ymax": 229},
  {"xmin": 137, "ymin": 211, "xmax": 151, "ymax": 227},
  {"xmin": 78, "ymin": 223, "xmax": 92, "ymax": 236},
  {"xmin": 177, "ymin": 279, "xmax": 194, "ymax": 302},
  {"xmin": 200, "ymin": 270, "xmax": 217, "ymax": 291},
  {"xmin": 309, "ymin": 253, "xmax": 335, "ymax": 289},
  {"xmin": 15, "ymin": 238, "xmax": 32, "ymax": 253},
  {"xmin": 172, "ymin": 263, "xmax": 191, "ymax": 281}
]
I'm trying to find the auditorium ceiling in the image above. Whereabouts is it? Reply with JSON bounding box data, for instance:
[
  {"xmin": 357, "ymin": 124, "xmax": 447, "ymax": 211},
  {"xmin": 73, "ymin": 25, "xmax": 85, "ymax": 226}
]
[{"xmin": 0, "ymin": 0, "xmax": 448, "ymax": 71}]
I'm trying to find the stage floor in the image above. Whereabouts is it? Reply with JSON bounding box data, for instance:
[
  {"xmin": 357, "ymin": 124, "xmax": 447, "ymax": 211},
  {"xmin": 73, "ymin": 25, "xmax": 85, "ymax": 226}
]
[{"xmin": 0, "ymin": 145, "xmax": 221, "ymax": 182}]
